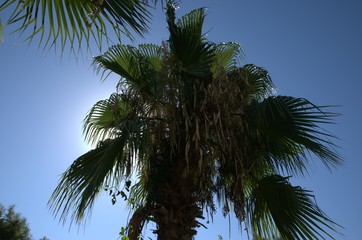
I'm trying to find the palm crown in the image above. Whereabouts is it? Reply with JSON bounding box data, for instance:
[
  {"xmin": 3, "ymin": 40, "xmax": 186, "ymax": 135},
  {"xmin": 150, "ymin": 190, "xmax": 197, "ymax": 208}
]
[{"xmin": 49, "ymin": 3, "xmax": 342, "ymax": 240}]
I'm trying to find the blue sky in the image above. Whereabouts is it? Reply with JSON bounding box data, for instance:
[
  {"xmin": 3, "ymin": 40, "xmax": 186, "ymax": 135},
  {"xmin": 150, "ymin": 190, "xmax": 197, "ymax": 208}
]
[{"xmin": 1, "ymin": 1, "xmax": 361, "ymax": 239}]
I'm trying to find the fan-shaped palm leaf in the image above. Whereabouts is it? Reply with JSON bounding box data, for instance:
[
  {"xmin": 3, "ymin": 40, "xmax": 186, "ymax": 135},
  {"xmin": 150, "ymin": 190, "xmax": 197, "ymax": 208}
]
[
  {"xmin": 49, "ymin": 136, "xmax": 128, "ymax": 223},
  {"xmin": 138, "ymin": 44, "xmax": 163, "ymax": 71},
  {"xmin": 83, "ymin": 93, "xmax": 131, "ymax": 145},
  {"xmin": 50, "ymin": 94, "xmax": 153, "ymax": 224},
  {"xmin": 239, "ymin": 64, "xmax": 275, "ymax": 101},
  {"xmin": 248, "ymin": 175, "xmax": 341, "ymax": 239},
  {"xmin": 167, "ymin": 6, "xmax": 214, "ymax": 77},
  {"xmin": 0, "ymin": 0, "xmax": 152, "ymax": 53},
  {"xmin": 212, "ymin": 42, "xmax": 244, "ymax": 75},
  {"xmin": 176, "ymin": 7, "xmax": 205, "ymax": 39},
  {"xmin": 246, "ymin": 96, "xmax": 342, "ymax": 175},
  {"xmin": 94, "ymin": 44, "xmax": 142, "ymax": 81},
  {"xmin": 94, "ymin": 44, "xmax": 162, "ymax": 98}
]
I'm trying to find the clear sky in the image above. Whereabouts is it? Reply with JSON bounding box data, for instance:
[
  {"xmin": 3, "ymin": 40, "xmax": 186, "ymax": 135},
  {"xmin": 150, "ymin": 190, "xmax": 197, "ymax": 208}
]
[{"xmin": 1, "ymin": 1, "xmax": 361, "ymax": 239}]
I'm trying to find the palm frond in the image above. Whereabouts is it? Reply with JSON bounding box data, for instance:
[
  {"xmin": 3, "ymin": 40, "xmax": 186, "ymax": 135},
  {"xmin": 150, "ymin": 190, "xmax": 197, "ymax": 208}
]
[
  {"xmin": 94, "ymin": 43, "xmax": 163, "ymax": 99},
  {"xmin": 48, "ymin": 137, "xmax": 129, "ymax": 224},
  {"xmin": 239, "ymin": 64, "xmax": 275, "ymax": 101},
  {"xmin": 83, "ymin": 93, "xmax": 130, "ymax": 145},
  {"xmin": 246, "ymin": 96, "xmax": 342, "ymax": 175},
  {"xmin": 0, "ymin": 0, "xmax": 151, "ymax": 53},
  {"xmin": 213, "ymin": 42, "xmax": 244, "ymax": 75},
  {"xmin": 94, "ymin": 44, "xmax": 141, "ymax": 81},
  {"xmin": 247, "ymin": 175, "xmax": 342, "ymax": 239},
  {"xmin": 127, "ymin": 177, "xmax": 148, "ymax": 210},
  {"xmin": 176, "ymin": 7, "xmax": 205, "ymax": 39},
  {"xmin": 167, "ymin": 6, "xmax": 214, "ymax": 76},
  {"xmin": 138, "ymin": 44, "xmax": 163, "ymax": 72}
]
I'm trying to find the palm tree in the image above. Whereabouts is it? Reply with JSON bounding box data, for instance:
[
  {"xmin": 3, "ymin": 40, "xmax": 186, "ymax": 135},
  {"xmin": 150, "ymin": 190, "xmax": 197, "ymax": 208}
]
[
  {"xmin": 49, "ymin": 3, "xmax": 343, "ymax": 240},
  {"xmin": 0, "ymin": 0, "xmax": 154, "ymax": 53}
]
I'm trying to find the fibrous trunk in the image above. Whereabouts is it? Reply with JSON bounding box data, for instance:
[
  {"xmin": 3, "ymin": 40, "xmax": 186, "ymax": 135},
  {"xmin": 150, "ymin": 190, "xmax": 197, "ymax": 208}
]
[{"xmin": 151, "ymin": 179, "xmax": 203, "ymax": 240}]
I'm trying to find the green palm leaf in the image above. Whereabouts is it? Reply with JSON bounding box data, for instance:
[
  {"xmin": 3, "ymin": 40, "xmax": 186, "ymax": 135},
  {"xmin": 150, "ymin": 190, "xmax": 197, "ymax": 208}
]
[
  {"xmin": 239, "ymin": 64, "xmax": 275, "ymax": 101},
  {"xmin": 176, "ymin": 7, "xmax": 205, "ymax": 39},
  {"xmin": 138, "ymin": 44, "xmax": 162, "ymax": 71},
  {"xmin": 246, "ymin": 96, "xmax": 342, "ymax": 175},
  {"xmin": 49, "ymin": 136, "xmax": 128, "ymax": 223},
  {"xmin": 0, "ymin": 0, "xmax": 151, "ymax": 53},
  {"xmin": 213, "ymin": 42, "xmax": 244, "ymax": 75},
  {"xmin": 94, "ymin": 44, "xmax": 141, "ymax": 81},
  {"xmin": 167, "ymin": 6, "xmax": 214, "ymax": 76},
  {"xmin": 49, "ymin": 90, "xmax": 154, "ymax": 223},
  {"xmin": 94, "ymin": 43, "xmax": 163, "ymax": 100},
  {"xmin": 83, "ymin": 93, "xmax": 131, "ymax": 145},
  {"xmin": 248, "ymin": 175, "xmax": 342, "ymax": 239}
]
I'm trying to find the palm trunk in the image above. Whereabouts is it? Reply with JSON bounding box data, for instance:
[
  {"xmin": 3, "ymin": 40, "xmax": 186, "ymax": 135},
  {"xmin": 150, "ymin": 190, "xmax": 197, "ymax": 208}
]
[
  {"xmin": 147, "ymin": 117, "xmax": 205, "ymax": 239},
  {"xmin": 151, "ymin": 179, "xmax": 203, "ymax": 240}
]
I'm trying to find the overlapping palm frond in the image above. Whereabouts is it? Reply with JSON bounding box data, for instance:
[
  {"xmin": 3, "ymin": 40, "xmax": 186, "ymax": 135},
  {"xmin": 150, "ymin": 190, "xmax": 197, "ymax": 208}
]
[
  {"xmin": 94, "ymin": 43, "xmax": 162, "ymax": 98},
  {"xmin": 49, "ymin": 136, "xmax": 128, "ymax": 223},
  {"xmin": 239, "ymin": 64, "xmax": 275, "ymax": 101},
  {"xmin": 83, "ymin": 93, "xmax": 130, "ymax": 145},
  {"xmin": 0, "ymin": 0, "xmax": 152, "ymax": 53},
  {"xmin": 176, "ymin": 6, "xmax": 205, "ymax": 39},
  {"xmin": 50, "ymin": 91, "xmax": 154, "ymax": 224},
  {"xmin": 246, "ymin": 96, "xmax": 342, "ymax": 175},
  {"xmin": 212, "ymin": 42, "xmax": 243, "ymax": 75},
  {"xmin": 138, "ymin": 44, "xmax": 163, "ymax": 71},
  {"xmin": 167, "ymin": 6, "xmax": 214, "ymax": 77},
  {"xmin": 247, "ymin": 175, "xmax": 342, "ymax": 239},
  {"xmin": 94, "ymin": 44, "xmax": 142, "ymax": 81}
]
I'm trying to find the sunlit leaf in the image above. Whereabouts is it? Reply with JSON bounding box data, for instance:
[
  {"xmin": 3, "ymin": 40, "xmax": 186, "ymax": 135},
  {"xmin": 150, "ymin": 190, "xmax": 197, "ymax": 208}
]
[{"xmin": 0, "ymin": 0, "xmax": 152, "ymax": 54}]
